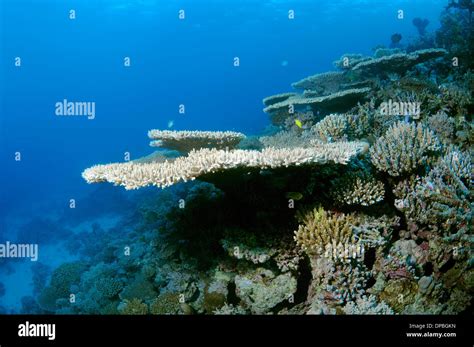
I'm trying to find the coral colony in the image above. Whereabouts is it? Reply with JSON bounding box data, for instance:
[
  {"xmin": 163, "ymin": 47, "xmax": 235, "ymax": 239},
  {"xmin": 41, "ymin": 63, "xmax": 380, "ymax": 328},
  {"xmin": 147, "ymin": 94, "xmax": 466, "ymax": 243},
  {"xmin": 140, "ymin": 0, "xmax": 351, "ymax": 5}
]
[{"xmin": 29, "ymin": 4, "xmax": 472, "ymax": 315}]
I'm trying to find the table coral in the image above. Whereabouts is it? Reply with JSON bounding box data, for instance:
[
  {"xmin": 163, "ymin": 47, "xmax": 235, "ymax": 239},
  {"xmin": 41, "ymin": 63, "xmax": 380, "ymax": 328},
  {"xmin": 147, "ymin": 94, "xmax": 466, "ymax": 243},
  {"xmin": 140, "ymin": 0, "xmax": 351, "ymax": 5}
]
[
  {"xmin": 83, "ymin": 141, "xmax": 367, "ymax": 190},
  {"xmin": 148, "ymin": 130, "xmax": 245, "ymax": 153}
]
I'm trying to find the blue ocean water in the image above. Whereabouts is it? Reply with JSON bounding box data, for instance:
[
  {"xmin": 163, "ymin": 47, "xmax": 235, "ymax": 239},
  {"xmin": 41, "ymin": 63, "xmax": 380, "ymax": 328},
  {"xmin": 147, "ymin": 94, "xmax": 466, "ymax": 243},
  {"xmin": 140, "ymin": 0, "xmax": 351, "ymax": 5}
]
[{"xmin": 0, "ymin": 0, "xmax": 447, "ymax": 312}]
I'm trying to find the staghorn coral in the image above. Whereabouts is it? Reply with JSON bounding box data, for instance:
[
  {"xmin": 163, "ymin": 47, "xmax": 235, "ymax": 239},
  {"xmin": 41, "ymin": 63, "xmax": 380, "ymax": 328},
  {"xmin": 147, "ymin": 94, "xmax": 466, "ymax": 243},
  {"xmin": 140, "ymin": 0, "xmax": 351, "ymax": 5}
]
[
  {"xmin": 370, "ymin": 121, "xmax": 441, "ymax": 176},
  {"xmin": 438, "ymin": 146, "xmax": 472, "ymax": 182},
  {"xmin": 347, "ymin": 99, "xmax": 376, "ymax": 138},
  {"xmin": 294, "ymin": 207, "xmax": 362, "ymax": 262},
  {"xmin": 307, "ymin": 256, "xmax": 370, "ymax": 308},
  {"xmin": 83, "ymin": 141, "xmax": 367, "ymax": 190},
  {"xmin": 424, "ymin": 111, "xmax": 455, "ymax": 143},
  {"xmin": 331, "ymin": 171, "xmax": 385, "ymax": 207},
  {"xmin": 311, "ymin": 114, "xmax": 348, "ymax": 142},
  {"xmin": 393, "ymin": 150, "xmax": 472, "ymax": 240},
  {"xmin": 148, "ymin": 130, "xmax": 245, "ymax": 153}
]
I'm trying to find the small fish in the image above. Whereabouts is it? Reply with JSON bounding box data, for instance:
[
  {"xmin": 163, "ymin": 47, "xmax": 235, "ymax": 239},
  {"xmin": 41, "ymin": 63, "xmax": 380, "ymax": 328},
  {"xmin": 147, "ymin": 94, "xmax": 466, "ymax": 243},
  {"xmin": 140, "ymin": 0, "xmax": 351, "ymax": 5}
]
[
  {"xmin": 286, "ymin": 192, "xmax": 303, "ymax": 200},
  {"xmin": 295, "ymin": 119, "xmax": 303, "ymax": 128},
  {"xmin": 167, "ymin": 120, "xmax": 174, "ymax": 128}
]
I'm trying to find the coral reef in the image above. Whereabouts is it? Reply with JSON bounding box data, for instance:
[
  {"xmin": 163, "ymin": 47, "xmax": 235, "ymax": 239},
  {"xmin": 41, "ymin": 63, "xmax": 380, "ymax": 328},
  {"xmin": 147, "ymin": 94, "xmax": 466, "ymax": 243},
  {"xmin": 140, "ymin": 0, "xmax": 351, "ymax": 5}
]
[
  {"xmin": 291, "ymin": 71, "xmax": 347, "ymax": 95},
  {"xmin": 263, "ymin": 88, "xmax": 371, "ymax": 115},
  {"xmin": 35, "ymin": 7, "xmax": 472, "ymax": 316},
  {"xmin": 234, "ymin": 268, "xmax": 297, "ymax": 314},
  {"xmin": 148, "ymin": 130, "xmax": 245, "ymax": 153},
  {"xmin": 83, "ymin": 141, "xmax": 367, "ymax": 189},
  {"xmin": 294, "ymin": 207, "xmax": 360, "ymax": 260},
  {"xmin": 343, "ymin": 295, "xmax": 394, "ymax": 314},
  {"xmin": 331, "ymin": 171, "xmax": 385, "ymax": 207},
  {"xmin": 311, "ymin": 114, "xmax": 348, "ymax": 142},
  {"xmin": 370, "ymin": 121, "xmax": 441, "ymax": 177}
]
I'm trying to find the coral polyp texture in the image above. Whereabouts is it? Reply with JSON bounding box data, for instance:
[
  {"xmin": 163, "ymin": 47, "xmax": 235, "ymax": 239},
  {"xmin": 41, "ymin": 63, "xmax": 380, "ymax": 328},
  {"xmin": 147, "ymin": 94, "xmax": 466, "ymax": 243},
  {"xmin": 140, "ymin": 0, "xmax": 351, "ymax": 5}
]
[
  {"xmin": 294, "ymin": 207, "xmax": 360, "ymax": 260},
  {"xmin": 83, "ymin": 140, "xmax": 367, "ymax": 189},
  {"xmin": 370, "ymin": 121, "xmax": 441, "ymax": 176},
  {"xmin": 331, "ymin": 172, "xmax": 385, "ymax": 207},
  {"xmin": 148, "ymin": 130, "xmax": 246, "ymax": 153}
]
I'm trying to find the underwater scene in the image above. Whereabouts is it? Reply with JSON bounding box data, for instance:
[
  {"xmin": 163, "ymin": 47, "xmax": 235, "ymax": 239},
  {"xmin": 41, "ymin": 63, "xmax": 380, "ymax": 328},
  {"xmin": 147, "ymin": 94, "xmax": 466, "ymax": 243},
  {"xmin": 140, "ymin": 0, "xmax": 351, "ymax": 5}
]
[{"xmin": 0, "ymin": 0, "xmax": 473, "ymax": 318}]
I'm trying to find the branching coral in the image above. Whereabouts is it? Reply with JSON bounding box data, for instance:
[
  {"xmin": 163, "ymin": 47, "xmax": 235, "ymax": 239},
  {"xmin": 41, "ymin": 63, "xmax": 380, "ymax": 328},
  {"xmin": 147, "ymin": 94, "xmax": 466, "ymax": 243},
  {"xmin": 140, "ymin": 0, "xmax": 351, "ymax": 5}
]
[
  {"xmin": 423, "ymin": 111, "xmax": 455, "ymax": 144},
  {"xmin": 393, "ymin": 149, "xmax": 472, "ymax": 240},
  {"xmin": 331, "ymin": 171, "xmax": 385, "ymax": 207},
  {"xmin": 294, "ymin": 207, "xmax": 361, "ymax": 261},
  {"xmin": 311, "ymin": 114, "xmax": 348, "ymax": 142},
  {"xmin": 343, "ymin": 295, "xmax": 394, "ymax": 314},
  {"xmin": 148, "ymin": 130, "xmax": 245, "ymax": 153},
  {"xmin": 370, "ymin": 121, "xmax": 441, "ymax": 176},
  {"xmin": 307, "ymin": 256, "xmax": 370, "ymax": 307}
]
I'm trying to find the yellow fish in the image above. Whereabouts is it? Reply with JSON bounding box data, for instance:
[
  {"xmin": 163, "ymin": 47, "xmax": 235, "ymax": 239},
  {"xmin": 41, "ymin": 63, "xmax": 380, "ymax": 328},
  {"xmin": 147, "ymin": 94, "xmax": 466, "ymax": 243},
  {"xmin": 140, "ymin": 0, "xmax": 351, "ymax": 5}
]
[{"xmin": 295, "ymin": 119, "xmax": 303, "ymax": 128}]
